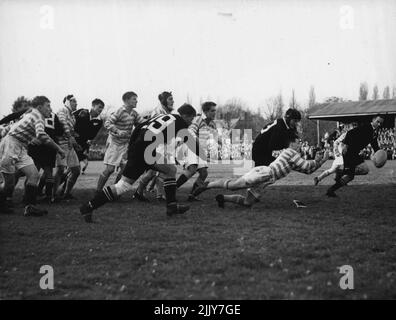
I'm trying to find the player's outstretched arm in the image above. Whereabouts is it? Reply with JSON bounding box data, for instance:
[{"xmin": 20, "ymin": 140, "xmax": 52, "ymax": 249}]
[{"xmin": 293, "ymin": 150, "xmax": 328, "ymax": 175}]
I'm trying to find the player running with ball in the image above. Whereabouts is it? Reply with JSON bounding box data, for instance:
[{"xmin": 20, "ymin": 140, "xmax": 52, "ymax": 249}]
[{"xmin": 325, "ymin": 115, "xmax": 384, "ymax": 197}]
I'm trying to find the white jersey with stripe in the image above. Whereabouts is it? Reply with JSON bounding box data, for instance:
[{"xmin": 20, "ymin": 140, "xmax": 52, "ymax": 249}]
[{"xmin": 269, "ymin": 148, "xmax": 320, "ymax": 180}]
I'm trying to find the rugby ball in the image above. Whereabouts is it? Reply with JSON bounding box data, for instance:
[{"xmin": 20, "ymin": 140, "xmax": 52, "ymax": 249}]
[{"xmin": 372, "ymin": 149, "xmax": 387, "ymax": 168}]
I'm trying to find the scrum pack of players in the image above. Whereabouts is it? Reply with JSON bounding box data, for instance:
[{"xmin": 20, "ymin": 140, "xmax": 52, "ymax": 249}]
[{"xmin": 0, "ymin": 92, "xmax": 387, "ymax": 221}]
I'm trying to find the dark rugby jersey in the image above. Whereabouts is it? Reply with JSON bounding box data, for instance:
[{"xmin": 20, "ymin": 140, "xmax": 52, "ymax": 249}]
[
  {"xmin": 28, "ymin": 113, "xmax": 64, "ymax": 160},
  {"xmin": 130, "ymin": 113, "xmax": 191, "ymax": 146},
  {"xmin": 73, "ymin": 109, "xmax": 103, "ymax": 146},
  {"xmin": 343, "ymin": 123, "xmax": 379, "ymax": 167},
  {"xmin": 44, "ymin": 113, "xmax": 64, "ymax": 141},
  {"xmin": 0, "ymin": 109, "xmax": 28, "ymax": 126},
  {"xmin": 252, "ymin": 118, "xmax": 298, "ymax": 165}
]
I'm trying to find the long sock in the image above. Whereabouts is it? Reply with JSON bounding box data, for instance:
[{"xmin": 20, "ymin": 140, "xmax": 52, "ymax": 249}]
[
  {"xmin": 340, "ymin": 175, "xmax": 354, "ymax": 186},
  {"xmin": 61, "ymin": 171, "xmax": 69, "ymax": 184},
  {"xmin": 135, "ymin": 176, "xmax": 145, "ymax": 194},
  {"xmin": 89, "ymin": 186, "xmax": 115, "ymax": 209},
  {"xmin": 224, "ymin": 194, "xmax": 246, "ymax": 206},
  {"xmin": 45, "ymin": 178, "xmax": 54, "ymax": 198},
  {"xmin": 0, "ymin": 190, "xmax": 6, "ymax": 205},
  {"xmin": 115, "ymin": 170, "xmax": 123, "ymax": 184},
  {"xmin": 60, "ymin": 172, "xmax": 70, "ymax": 194},
  {"xmin": 176, "ymin": 174, "xmax": 188, "ymax": 188},
  {"xmin": 25, "ymin": 184, "xmax": 38, "ymax": 205},
  {"xmin": 328, "ymin": 180, "xmax": 343, "ymax": 193},
  {"xmin": 82, "ymin": 160, "xmax": 88, "ymax": 172},
  {"xmin": 163, "ymin": 178, "xmax": 177, "ymax": 205},
  {"xmin": 5, "ymin": 187, "xmax": 14, "ymax": 199},
  {"xmin": 146, "ymin": 175, "xmax": 157, "ymax": 191},
  {"xmin": 190, "ymin": 182, "xmax": 199, "ymax": 195},
  {"xmin": 38, "ymin": 174, "xmax": 46, "ymax": 194},
  {"xmin": 96, "ymin": 173, "xmax": 109, "ymax": 192},
  {"xmin": 155, "ymin": 177, "xmax": 165, "ymax": 198},
  {"xmin": 115, "ymin": 165, "xmax": 125, "ymax": 184},
  {"xmin": 245, "ymin": 188, "xmax": 260, "ymax": 206},
  {"xmin": 64, "ymin": 171, "xmax": 79, "ymax": 195}
]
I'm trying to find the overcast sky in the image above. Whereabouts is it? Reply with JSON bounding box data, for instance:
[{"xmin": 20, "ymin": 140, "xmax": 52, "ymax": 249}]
[{"xmin": 0, "ymin": 0, "xmax": 395, "ymax": 116}]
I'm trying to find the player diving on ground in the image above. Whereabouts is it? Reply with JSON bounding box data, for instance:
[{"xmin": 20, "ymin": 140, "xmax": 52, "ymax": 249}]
[{"xmin": 192, "ymin": 134, "xmax": 329, "ymax": 208}]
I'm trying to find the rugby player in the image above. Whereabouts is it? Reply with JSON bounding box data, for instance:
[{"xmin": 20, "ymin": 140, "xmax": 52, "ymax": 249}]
[
  {"xmin": 0, "ymin": 96, "xmax": 31, "ymax": 128},
  {"xmin": 58, "ymin": 99, "xmax": 105, "ymax": 193},
  {"xmin": 134, "ymin": 91, "xmax": 175, "ymax": 201},
  {"xmin": 28, "ymin": 111, "xmax": 64, "ymax": 203},
  {"xmin": 314, "ymin": 125, "xmax": 351, "ymax": 185},
  {"xmin": 73, "ymin": 98, "xmax": 105, "ymax": 174},
  {"xmin": 0, "ymin": 96, "xmax": 65, "ymax": 215},
  {"xmin": 79, "ymin": 103, "xmax": 198, "ymax": 223},
  {"xmin": 96, "ymin": 92, "xmax": 142, "ymax": 193},
  {"xmin": 53, "ymin": 95, "xmax": 82, "ymax": 200},
  {"xmin": 193, "ymin": 134, "xmax": 329, "ymax": 208},
  {"xmin": 325, "ymin": 115, "xmax": 384, "ymax": 197},
  {"xmin": 252, "ymin": 108, "xmax": 302, "ymax": 166},
  {"xmin": 0, "ymin": 97, "xmax": 32, "ymax": 203},
  {"xmin": 176, "ymin": 101, "xmax": 218, "ymax": 201}
]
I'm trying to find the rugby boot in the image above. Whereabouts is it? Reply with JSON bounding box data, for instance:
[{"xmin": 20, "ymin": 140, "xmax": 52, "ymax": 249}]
[
  {"xmin": 80, "ymin": 202, "xmax": 94, "ymax": 223},
  {"xmin": 23, "ymin": 205, "xmax": 48, "ymax": 217},
  {"xmin": 166, "ymin": 203, "xmax": 189, "ymax": 216},
  {"xmin": 215, "ymin": 194, "xmax": 225, "ymax": 208}
]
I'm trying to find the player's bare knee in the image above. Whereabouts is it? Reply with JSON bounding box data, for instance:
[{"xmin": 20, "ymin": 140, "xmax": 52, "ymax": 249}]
[
  {"xmin": 104, "ymin": 166, "xmax": 115, "ymax": 176},
  {"xmin": 161, "ymin": 165, "xmax": 176, "ymax": 178},
  {"xmin": 169, "ymin": 165, "xmax": 177, "ymax": 178},
  {"xmin": 27, "ymin": 172, "xmax": 40, "ymax": 185}
]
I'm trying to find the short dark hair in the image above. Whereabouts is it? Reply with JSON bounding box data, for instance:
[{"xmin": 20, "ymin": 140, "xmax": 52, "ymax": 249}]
[
  {"xmin": 158, "ymin": 91, "xmax": 173, "ymax": 107},
  {"xmin": 63, "ymin": 94, "xmax": 75, "ymax": 104},
  {"xmin": 202, "ymin": 101, "xmax": 216, "ymax": 113},
  {"xmin": 122, "ymin": 91, "xmax": 137, "ymax": 102},
  {"xmin": 12, "ymin": 96, "xmax": 30, "ymax": 113},
  {"xmin": 285, "ymin": 108, "xmax": 302, "ymax": 121},
  {"xmin": 178, "ymin": 103, "xmax": 196, "ymax": 117},
  {"xmin": 31, "ymin": 96, "xmax": 50, "ymax": 108},
  {"xmin": 92, "ymin": 98, "xmax": 105, "ymax": 107}
]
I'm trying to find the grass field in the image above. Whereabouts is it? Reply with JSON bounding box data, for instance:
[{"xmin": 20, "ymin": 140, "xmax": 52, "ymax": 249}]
[{"xmin": 1, "ymin": 160, "xmax": 396, "ymax": 299}]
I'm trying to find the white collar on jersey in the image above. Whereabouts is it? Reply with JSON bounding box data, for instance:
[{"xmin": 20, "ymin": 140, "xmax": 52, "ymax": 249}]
[
  {"xmin": 282, "ymin": 117, "xmax": 290, "ymax": 130},
  {"xmin": 89, "ymin": 111, "xmax": 102, "ymax": 121}
]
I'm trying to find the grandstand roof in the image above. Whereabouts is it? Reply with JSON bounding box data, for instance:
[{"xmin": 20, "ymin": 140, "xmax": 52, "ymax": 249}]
[{"xmin": 308, "ymin": 99, "xmax": 396, "ymax": 121}]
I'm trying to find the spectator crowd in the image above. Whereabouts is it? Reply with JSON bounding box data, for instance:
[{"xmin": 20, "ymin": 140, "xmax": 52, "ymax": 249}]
[{"xmin": 84, "ymin": 125, "xmax": 396, "ymax": 162}]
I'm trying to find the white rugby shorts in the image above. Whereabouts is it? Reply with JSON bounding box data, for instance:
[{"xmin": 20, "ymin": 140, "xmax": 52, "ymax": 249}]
[{"xmin": 0, "ymin": 135, "xmax": 34, "ymax": 173}]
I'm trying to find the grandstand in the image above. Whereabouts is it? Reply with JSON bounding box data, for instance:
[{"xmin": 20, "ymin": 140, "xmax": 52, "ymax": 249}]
[
  {"xmin": 308, "ymin": 99, "xmax": 396, "ymax": 147},
  {"xmin": 308, "ymin": 99, "xmax": 396, "ymax": 127}
]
